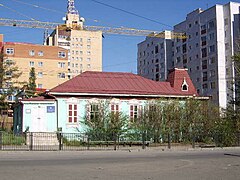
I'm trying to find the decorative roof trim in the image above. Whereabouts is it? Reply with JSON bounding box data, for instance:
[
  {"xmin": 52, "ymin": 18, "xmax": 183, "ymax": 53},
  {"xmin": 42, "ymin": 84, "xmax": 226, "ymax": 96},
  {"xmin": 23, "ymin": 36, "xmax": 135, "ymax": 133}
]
[{"xmin": 50, "ymin": 92, "xmax": 209, "ymax": 99}]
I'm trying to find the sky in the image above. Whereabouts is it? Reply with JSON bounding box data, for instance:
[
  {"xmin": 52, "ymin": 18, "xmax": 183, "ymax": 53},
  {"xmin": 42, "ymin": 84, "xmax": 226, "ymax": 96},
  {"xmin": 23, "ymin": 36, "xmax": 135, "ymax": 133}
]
[{"xmin": 0, "ymin": 0, "xmax": 240, "ymax": 73}]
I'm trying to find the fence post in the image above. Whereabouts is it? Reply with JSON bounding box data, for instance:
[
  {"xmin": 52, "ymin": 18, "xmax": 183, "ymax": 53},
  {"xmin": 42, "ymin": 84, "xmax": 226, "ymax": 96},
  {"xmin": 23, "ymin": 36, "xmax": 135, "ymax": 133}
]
[
  {"xmin": 87, "ymin": 135, "xmax": 90, "ymax": 150},
  {"xmin": 167, "ymin": 133, "xmax": 171, "ymax": 149},
  {"xmin": 142, "ymin": 131, "xmax": 146, "ymax": 149},
  {"xmin": 58, "ymin": 133, "xmax": 62, "ymax": 151},
  {"xmin": 192, "ymin": 133, "xmax": 195, "ymax": 149},
  {"xmin": 29, "ymin": 132, "xmax": 33, "ymax": 151},
  {"xmin": 0, "ymin": 132, "xmax": 2, "ymax": 150}
]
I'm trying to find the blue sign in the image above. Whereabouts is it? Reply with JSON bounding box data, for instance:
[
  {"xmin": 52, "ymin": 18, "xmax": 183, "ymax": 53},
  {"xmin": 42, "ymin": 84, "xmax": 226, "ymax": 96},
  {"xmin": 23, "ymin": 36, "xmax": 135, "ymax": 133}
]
[{"xmin": 47, "ymin": 106, "xmax": 55, "ymax": 113}]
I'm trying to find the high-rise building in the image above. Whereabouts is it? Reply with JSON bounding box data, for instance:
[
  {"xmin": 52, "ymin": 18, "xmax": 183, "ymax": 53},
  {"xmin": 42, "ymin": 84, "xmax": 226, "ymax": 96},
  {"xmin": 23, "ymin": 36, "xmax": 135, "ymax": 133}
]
[
  {"xmin": 137, "ymin": 2, "xmax": 240, "ymax": 109},
  {"xmin": 45, "ymin": 0, "xmax": 102, "ymax": 78},
  {"xmin": 137, "ymin": 31, "xmax": 173, "ymax": 81}
]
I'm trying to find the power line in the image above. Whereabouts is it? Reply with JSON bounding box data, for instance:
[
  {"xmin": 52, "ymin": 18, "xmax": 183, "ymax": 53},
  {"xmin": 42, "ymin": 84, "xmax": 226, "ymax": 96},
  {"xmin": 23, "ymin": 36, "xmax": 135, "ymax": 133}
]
[
  {"xmin": 0, "ymin": 3, "xmax": 37, "ymax": 21},
  {"xmin": 89, "ymin": 0, "xmax": 174, "ymax": 29}
]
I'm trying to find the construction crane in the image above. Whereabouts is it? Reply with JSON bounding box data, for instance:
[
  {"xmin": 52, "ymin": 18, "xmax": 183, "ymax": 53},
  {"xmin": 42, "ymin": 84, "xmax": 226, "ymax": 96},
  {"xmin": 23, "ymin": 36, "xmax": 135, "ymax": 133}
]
[{"xmin": 0, "ymin": 18, "xmax": 186, "ymax": 39}]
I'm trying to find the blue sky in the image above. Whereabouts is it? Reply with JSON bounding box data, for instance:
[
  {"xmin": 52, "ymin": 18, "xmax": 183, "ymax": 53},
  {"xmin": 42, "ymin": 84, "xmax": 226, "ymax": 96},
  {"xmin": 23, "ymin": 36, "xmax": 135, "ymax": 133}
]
[{"xmin": 0, "ymin": 0, "xmax": 239, "ymax": 73}]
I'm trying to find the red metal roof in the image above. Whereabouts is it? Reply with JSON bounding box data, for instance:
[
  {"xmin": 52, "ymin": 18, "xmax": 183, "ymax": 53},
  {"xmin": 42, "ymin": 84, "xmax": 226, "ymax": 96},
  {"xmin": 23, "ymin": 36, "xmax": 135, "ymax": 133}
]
[{"xmin": 50, "ymin": 70, "xmax": 198, "ymax": 97}]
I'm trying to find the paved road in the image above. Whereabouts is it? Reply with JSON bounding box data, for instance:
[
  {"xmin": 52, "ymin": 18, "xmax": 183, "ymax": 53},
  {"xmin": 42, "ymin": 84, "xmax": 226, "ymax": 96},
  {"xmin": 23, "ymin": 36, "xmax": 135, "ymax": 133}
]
[{"xmin": 0, "ymin": 149, "xmax": 240, "ymax": 180}]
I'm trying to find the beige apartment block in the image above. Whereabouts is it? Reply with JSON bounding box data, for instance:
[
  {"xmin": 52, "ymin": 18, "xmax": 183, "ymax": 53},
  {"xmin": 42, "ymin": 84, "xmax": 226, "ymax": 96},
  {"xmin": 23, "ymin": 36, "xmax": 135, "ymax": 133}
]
[
  {"xmin": 45, "ymin": 0, "xmax": 102, "ymax": 78},
  {"xmin": 2, "ymin": 40, "xmax": 68, "ymax": 90}
]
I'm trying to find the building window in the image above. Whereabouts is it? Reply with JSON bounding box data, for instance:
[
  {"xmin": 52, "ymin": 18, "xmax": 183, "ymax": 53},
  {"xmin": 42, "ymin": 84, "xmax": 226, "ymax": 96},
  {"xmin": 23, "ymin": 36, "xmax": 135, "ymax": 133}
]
[
  {"xmin": 38, "ymin": 84, "xmax": 43, "ymax": 88},
  {"xmin": 209, "ymin": 33, "xmax": 215, "ymax": 40},
  {"xmin": 155, "ymin": 45, "xmax": 159, "ymax": 54},
  {"xmin": 38, "ymin": 62, "xmax": 43, "ymax": 67},
  {"xmin": 5, "ymin": 71, "xmax": 12, "ymax": 77},
  {"xmin": 58, "ymin": 51, "xmax": 66, "ymax": 58},
  {"xmin": 87, "ymin": 64, "xmax": 91, "ymax": 68},
  {"xmin": 176, "ymin": 57, "xmax": 181, "ymax": 63},
  {"xmin": 29, "ymin": 50, "xmax": 35, "ymax": 56},
  {"xmin": 202, "ymin": 83, "xmax": 208, "ymax": 89},
  {"xmin": 210, "ymin": 82, "xmax": 216, "ymax": 89},
  {"xmin": 90, "ymin": 104, "xmax": 99, "ymax": 120},
  {"xmin": 224, "ymin": 18, "xmax": 228, "ymax": 26},
  {"xmin": 202, "ymin": 60, "xmax": 207, "ymax": 70},
  {"xmin": 87, "ymin": 38, "xmax": 91, "ymax": 43},
  {"xmin": 87, "ymin": 58, "xmax": 91, "ymax": 61},
  {"xmin": 38, "ymin": 72, "xmax": 43, "ymax": 78},
  {"xmin": 208, "ymin": 20, "xmax": 215, "ymax": 30},
  {"xmin": 130, "ymin": 105, "xmax": 138, "ymax": 121},
  {"xmin": 201, "ymin": 48, "xmax": 207, "ymax": 58},
  {"xmin": 226, "ymin": 68, "xmax": 230, "ymax": 76},
  {"xmin": 203, "ymin": 72, "xmax": 208, "ymax": 82},
  {"xmin": 68, "ymin": 104, "xmax": 77, "ymax": 123},
  {"xmin": 29, "ymin": 61, "xmax": 34, "ymax": 67},
  {"xmin": 111, "ymin": 104, "xmax": 119, "ymax": 113},
  {"xmin": 210, "ymin": 57, "xmax": 216, "ymax": 64},
  {"xmin": 87, "ymin": 45, "xmax": 91, "ymax": 49},
  {"xmin": 209, "ymin": 45, "xmax": 215, "ymax": 53},
  {"xmin": 225, "ymin": 43, "xmax": 230, "ymax": 50},
  {"xmin": 6, "ymin": 48, "xmax": 14, "ymax": 55},
  {"xmin": 38, "ymin": 51, "xmax": 43, "ymax": 56},
  {"xmin": 201, "ymin": 24, "xmax": 206, "ymax": 34},
  {"xmin": 87, "ymin": 51, "xmax": 91, "ymax": 55},
  {"xmin": 210, "ymin": 70, "xmax": 215, "ymax": 77},
  {"xmin": 201, "ymin": 36, "xmax": 207, "ymax": 46},
  {"xmin": 58, "ymin": 62, "xmax": 65, "ymax": 68},
  {"xmin": 58, "ymin": 73, "xmax": 66, "ymax": 79}
]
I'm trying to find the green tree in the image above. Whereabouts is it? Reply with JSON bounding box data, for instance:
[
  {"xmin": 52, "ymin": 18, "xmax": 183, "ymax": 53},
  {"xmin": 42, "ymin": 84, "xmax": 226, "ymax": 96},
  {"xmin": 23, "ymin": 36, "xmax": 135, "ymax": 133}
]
[
  {"xmin": 82, "ymin": 100, "xmax": 129, "ymax": 146},
  {"xmin": 26, "ymin": 67, "xmax": 37, "ymax": 97},
  {"xmin": 0, "ymin": 53, "xmax": 24, "ymax": 129}
]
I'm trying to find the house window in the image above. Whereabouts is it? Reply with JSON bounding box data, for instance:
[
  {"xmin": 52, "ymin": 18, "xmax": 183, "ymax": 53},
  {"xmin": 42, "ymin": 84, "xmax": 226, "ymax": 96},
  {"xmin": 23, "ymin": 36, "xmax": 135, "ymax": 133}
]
[
  {"xmin": 130, "ymin": 105, "xmax": 138, "ymax": 121},
  {"xmin": 58, "ymin": 51, "xmax": 66, "ymax": 58},
  {"xmin": 87, "ymin": 58, "xmax": 91, "ymax": 61},
  {"xmin": 87, "ymin": 64, "xmax": 91, "ymax": 68},
  {"xmin": 38, "ymin": 62, "xmax": 43, "ymax": 67},
  {"xmin": 6, "ymin": 48, "xmax": 14, "ymax": 55},
  {"xmin": 87, "ymin": 38, "xmax": 91, "ymax": 43},
  {"xmin": 29, "ymin": 50, "xmax": 35, "ymax": 56},
  {"xmin": 87, "ymin": 51, "xmax": 91, "ymax": 55},
  {"xmin": 90, "ymin": 104, "xmax": 99, "ymax": 120},
  {"xmin": 68, "ymin": 104, "xmax": 77, "ymax": 123},
  {"xmin": 87, "ymin": 45, "xmax": 91, "ymax": 49},
  {"xmin": 111, "ymin": 104, "xmax": 119, "ymax": 113},
  {"xmin": 29, "ymin": 61, "xmax": 34, "ymax": 67},
  {"xmin": 38, "ymin": 51, "xmax": 43, "ymax": 56}
]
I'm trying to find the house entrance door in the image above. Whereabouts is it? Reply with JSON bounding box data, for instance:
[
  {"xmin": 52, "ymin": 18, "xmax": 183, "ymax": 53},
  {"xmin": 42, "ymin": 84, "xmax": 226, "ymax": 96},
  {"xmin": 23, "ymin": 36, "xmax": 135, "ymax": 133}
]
[{"xmin": 31, "ymin": 106, "xmax": 47, "ymax": 132}]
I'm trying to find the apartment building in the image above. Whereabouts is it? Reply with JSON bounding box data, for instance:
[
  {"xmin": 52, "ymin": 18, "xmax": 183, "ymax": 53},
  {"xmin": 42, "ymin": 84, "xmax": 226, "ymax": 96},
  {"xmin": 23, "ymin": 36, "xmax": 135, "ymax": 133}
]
[
  {"xmin": 45, "ymin": 0, "xmax": 102, "ymax": 78},
  {"xmin": 1, "ymin": 35, "xmax": 68, "ymax": 90},
  {"xmin": 137, "ymin": 2, "xmax": 240, "ymax": 108},
  {"xmin": 137, "ymin": 31, "xmax": 173, "ymax": 81}
]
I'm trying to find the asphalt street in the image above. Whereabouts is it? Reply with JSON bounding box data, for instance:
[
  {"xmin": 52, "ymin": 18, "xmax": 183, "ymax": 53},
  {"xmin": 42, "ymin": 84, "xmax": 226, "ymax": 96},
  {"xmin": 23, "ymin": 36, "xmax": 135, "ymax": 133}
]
[{"xmin": 0, "ymin": 148, "xmax": 239, "ymax": 180}]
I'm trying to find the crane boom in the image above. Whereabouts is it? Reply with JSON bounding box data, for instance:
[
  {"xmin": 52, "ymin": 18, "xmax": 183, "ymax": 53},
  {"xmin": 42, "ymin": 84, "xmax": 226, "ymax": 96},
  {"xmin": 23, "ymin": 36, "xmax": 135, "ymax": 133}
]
[{"xmin": 0, "ymin": 18, "xmax": 185, "ymax": 38}]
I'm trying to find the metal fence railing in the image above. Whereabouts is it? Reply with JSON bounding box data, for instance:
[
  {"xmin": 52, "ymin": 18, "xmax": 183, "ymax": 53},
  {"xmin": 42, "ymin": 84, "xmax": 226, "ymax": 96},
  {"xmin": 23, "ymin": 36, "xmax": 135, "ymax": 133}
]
[{"xmin": 0, "ymin": 131, "xmax": 239, "ymax": 151}]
